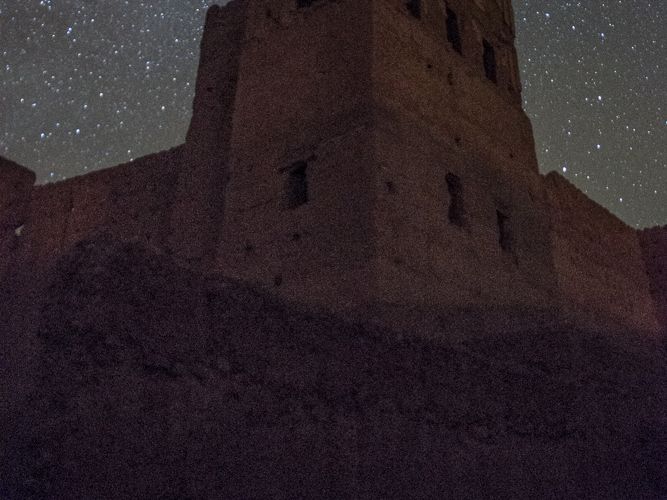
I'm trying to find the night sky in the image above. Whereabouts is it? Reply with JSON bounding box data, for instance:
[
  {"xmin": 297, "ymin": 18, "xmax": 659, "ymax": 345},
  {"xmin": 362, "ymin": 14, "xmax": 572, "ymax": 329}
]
[{"xmin": 1, "ymin": 1, "xmax": 665, "ymax": 228}]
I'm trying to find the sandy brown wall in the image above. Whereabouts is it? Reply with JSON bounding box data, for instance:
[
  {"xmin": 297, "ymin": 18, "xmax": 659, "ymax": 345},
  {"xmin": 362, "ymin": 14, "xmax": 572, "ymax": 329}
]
[
  {"xmin": 367, "ymin": 0, "xmax": 556, "ymax": 315},
  {"xmin": 372, "ymin": 0, "xmax": 539, "ymax": 180},
  {"xmin": 370, "ymin": 111, "xmax": 558, "ymax": 314},
  {"xmin": 640, "ymin": 226, "xmax": 667, "ymax": 333},
  {"xmin": 227, "ymin": 0, "xmax": 374, "ymax": 165},
  {"xmin": 2, "ymin": 239, "xmax": 665, "ymax": 499},
  {"xmin": 23, "ymin": 147, "xmax": 182, "ymax": 266},
  {"xmin": 168, "ymin": 2, "xmax": 249, "ymax": 265},
  {"xmin": 185, "ymin": 1, "xmax": 248, "ymax": 152},
  {"xmin": 545, "ymin": 172, "xmax": 659, "ymax": 334},
  {"xmin": 218, "ymin": 0, "xmax": 378, "ymax": 309},
  {"xmin": 0, "ymin": 157, "xmax": 35, "ymax": 280}
]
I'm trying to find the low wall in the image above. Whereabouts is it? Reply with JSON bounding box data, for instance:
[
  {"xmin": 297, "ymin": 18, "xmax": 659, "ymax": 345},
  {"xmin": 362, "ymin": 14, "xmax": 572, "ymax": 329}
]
[
  {"xmin": 0, "ymin": 156, "xmax": 35, "ymax": 281},
  {"xmin": 23, "ymin": 147, "xmax": 183, "ymax": 265},
  {"xmin": 640, "ymin": 226, "xmax": 667, "ymax": 334},
  {"xmin": 544, "ymin": 172, "xmax": 659, "ymax": 334},
  {"xmin": 2, "ymin": 239, "xmax": 665, "ymax": 499}
]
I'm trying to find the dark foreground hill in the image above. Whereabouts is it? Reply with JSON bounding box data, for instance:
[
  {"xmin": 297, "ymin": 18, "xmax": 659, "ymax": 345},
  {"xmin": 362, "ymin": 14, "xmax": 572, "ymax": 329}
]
[{"xmin": 1, "ymin": 238, "xmax": 666, "ymax": 499}]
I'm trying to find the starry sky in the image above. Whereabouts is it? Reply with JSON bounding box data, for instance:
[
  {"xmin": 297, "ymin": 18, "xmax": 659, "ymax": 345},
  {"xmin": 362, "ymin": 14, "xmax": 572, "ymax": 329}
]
[{"xmin": 1, "ymin": 0, "xmax": 665, "ymax": 228}]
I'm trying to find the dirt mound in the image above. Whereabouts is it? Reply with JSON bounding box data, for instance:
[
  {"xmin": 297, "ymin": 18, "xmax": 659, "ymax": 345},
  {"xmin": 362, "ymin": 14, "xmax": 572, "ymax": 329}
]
[{"xmin": 2, "ymin": 238, "xmax": 666, "ymax": 499}]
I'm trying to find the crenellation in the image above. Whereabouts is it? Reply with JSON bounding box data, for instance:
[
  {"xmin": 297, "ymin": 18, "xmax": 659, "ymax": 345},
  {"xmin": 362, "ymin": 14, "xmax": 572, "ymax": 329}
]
[{"xmin": 1, "ymin": 0, "xmax": 664, "ymax": 335}]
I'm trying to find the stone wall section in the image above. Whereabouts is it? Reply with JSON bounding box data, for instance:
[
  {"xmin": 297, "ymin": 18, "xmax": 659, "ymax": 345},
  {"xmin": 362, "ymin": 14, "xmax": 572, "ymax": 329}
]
[
  {"xmin": 370, "ymin": 113, "xmax": 557, "ymax": 313},
  {"xmin": 640, "ymin": 226, "xmax": 667, "ymax": 334},
  {"xmin": 23, "ymin": 148, "xmax": 182, "ymax": 266},
  {"xmin": 367, "ymin": 0, "xmax": 556, "ymax": 315},
  {"xmin": 168, "ymin": 1, "xmax": 249, "ymax": 265},
  {"xmin": 0, "ymin": 157, "xmax": 35, "ymax": 281},
  {"xmin": 217, "ymin": 0, "xmax": 378, "ymax": 308},
  {"xmin": 2, "ymin": 239, "xmax": 664, "ymax": 499},
  {"xmin": 544, "ymin": 172, "xmax": 660, "ymax": 334},
  {"xmin": 372, "ymin": 0, "xmax": 538, "ymax": 179},
  {"xmin": 0, "ymin": 0, "xmax": 664, "ymax": 337}
]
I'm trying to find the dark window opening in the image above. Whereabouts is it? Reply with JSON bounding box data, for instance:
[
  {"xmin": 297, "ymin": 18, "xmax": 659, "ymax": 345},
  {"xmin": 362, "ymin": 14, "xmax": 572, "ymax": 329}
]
[
  {"xmin": 483, "ymin": 39, "xmax": 497, "ymax": 83},
  {"xmin": 406, "ymin": 0, "xmax": 421, "ymax": 18},
  {"xmin": 285, "ymin": 161, "xmax": 309, "ymax": 209},
  {"xmin": 496, "ymin": 210, "xmax": 512, "ymax": 251},
  {"xmin": 446, "ymin": 8, "xmax": 462, "ymax": 54},
  {"xmin": 446, "ymin": 173, "xmax": 464, "ymax": 227},
  {"xmin": 296, "ymin": 0, "xmax": 316, "ymax": 8}
]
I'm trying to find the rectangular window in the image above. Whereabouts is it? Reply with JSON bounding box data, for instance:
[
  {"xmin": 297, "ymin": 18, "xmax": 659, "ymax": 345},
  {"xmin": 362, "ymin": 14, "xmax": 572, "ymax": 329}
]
[
  {"xmin": 406, "ymin": 0, "xmax": 421, "ymax": 19},
  {"xmin": 446, "ymin": 173, "xmax": 464, "ymax": 227},
  {"xmin": 285, "ymin": 161, "xmax": 308, "ymax": 209},
  {"xmin": 496, "ymin": 210, "xmax": 512, "ymax": 251},
  {"xmin": 446, "ymin": 7, "xmax": 462, "ymax": 54},
  {"xmin": 483, "ymin": 39, "xmax": 497, "ymax": 83},
  {"xmin": 296, "ymin": 0, "xmax": 316, "ymax": 8}
]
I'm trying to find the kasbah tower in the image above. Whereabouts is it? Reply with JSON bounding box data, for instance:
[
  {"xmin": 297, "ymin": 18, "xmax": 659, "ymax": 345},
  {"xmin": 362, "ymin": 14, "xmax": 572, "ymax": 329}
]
[{"xmin": 1, "ymin": 0, "xmax": 666, "ymax": 336}]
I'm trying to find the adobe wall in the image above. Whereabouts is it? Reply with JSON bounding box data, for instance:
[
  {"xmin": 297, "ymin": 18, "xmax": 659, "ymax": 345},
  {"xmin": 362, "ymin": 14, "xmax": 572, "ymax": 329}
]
[
  {"xmin": 366, "ymin": 0, "xmax": 556, "ymax": 317},
  {"xmin": 372, "ymin": 0, "xmax": 539, "ymax": 180},
  {"xmin": 169, "ymin": 1, "xmax": 248, "ymax": 265},
  {"xmin": 370, "ymin": 111, "xmax": 558, "ymax": 315},
  {"xmin": 0, "ymin": 156, "xmax": 35, "ymax": 280},
  {"xmin": 217, "ymin": 0, "xmax": 378, "ymax": 308},
  {"xmin": 544, "ymin": 172, "xmax": 660, "ymax": 334},
  {"xmin": 23, "ymin": 147, "xmax": 183, "ymax": 266},
  {"xmin": 639, "ymin": 226, "xmax": 667, "ymax": 333},
  {"xmin": 3, "ymin": 239, "xmax": 665, "ymax": 498},
  {"xmin": 2, "ymin": 0, "xmax": 663, "ymax": 340}
]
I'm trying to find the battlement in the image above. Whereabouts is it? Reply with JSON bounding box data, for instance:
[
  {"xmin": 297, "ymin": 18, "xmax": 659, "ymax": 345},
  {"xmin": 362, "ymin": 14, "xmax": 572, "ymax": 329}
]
[{"xmin": 0, "ymin": 2, "xmax": 664, "ymax": 336}]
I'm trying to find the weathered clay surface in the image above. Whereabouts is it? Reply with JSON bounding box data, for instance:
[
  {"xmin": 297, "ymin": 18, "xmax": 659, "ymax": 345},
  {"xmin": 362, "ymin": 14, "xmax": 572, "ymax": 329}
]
[
  {"xmin": 0, "ymin": 0, "xmax": 663, "ymax": 334},
  {"xmin": 1, "ymin": 238, "xmax": 665, "ymax": 499},
  {"xmin": 640, "ymin": 226, "xmax": 667, "ymax": 335},
  {"xmin": 0, "ymin": 2, "xmax": 665, "ymax": 496}
]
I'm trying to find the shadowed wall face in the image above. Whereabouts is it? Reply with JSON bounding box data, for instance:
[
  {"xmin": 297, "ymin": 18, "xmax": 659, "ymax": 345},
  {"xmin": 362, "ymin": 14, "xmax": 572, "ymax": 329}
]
[
  {"xmin": 0, "ymin": 158, "xmax": 35, "ymax": 280},
  {"xmin": 545, "ymin": 172, "xmax": 660, "ymax": 334},
  {"xmin": 168, "ymin": 2, "xmax": 250, "ymax": 265},
  {"xmin": 640, "ymin": 227, "xmax": 667, "ymax": 333},
  {"xmin": 372, "ymin": 0, "xmax": 535, "ymax": 177},
  {"xmin": 23, "ymin": 149, "xmax": 182, "ymax": 266},
  {"xmin": 2, "ymin": 239, "xmax": 664, "ymax": 499},
  {"xmin": 0, "ymin": 0, "xmax": 663, "ymax": 337},
  {"xmin": 217, "ymin": 0, "xmax": 378, "ymax": 307},
  {"xmin": 367, "ymin": 0, "xmax": 557, "ymax": 313}
]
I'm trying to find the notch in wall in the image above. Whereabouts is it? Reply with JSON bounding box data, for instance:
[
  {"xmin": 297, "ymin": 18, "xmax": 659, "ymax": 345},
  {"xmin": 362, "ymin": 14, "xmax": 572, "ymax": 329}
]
[
  {"xmin": 446, "ymin": 173, "xmax": 464, "ymax": 227},
  {"xmin": 296, "ymin": 0, "xmax": 322, "ymax": 9},
  {"xmin": 446, "ymin": 7, "xmax": 462, "ymax": 54},
  {"xmin": 282, "ymin": 160, "xmax": 309, "ymax": 209},
  {"xmin": 496, "ymin": 209, "xmax": 512, "ymax": 252},
  {"xmin": 406, "ymin": 0, "xmax": 421, "ymax": 19},
  {"xmin": 483, "ymin": 39, "xmax": 497, "ymax": 83}
]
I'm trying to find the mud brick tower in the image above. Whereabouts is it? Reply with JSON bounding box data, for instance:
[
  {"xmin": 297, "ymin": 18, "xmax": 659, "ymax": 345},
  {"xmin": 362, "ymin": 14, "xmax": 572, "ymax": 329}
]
[
  {"xmin": 204, "ymin": 0, "xmax": 558, "ymax": 317},
  {"xmin": 1, "ymin": 0, "xmax": 663, "ymax": 334}
]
